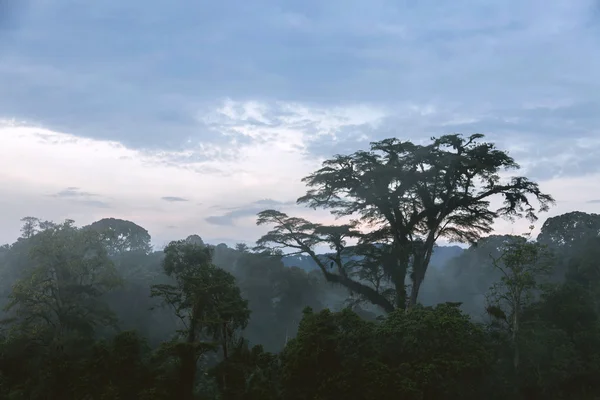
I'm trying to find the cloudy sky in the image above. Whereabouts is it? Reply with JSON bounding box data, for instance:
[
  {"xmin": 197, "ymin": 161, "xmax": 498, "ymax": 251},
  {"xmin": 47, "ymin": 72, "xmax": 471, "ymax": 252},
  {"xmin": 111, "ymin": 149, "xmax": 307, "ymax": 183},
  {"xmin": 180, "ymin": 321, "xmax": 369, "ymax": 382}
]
[{"xmin": 1, "ymin": 0, "xmax": 600, "ymax": 248}]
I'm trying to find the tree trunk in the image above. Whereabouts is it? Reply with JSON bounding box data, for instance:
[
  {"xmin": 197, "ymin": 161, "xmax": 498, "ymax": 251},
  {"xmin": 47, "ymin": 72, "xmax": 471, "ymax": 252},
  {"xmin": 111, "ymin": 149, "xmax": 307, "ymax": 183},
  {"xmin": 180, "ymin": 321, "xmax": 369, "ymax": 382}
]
[
  {"xmin": 221, "ymin": 322, "xmax": 229, "ymax": 394},
  {"xmin": 512, "ymin": 308, "xmax": 520, "ymax": 370},
  {"xmin": 395, "ymin": 280, "xmax": 407, "ymax": 310},
  {"xmin": 390, "ymin": 240, "xmax": 409, "ymax": 311},
  {"xmin": 179, "ymin": 324, "xmax": 198, "ymax": 400},
  {"xmin": 407, "ymin": 278, "xmax": 422, "ymax": 310},
  {"xmin": 393, "ymin": 260, "xmax": 407, "ymax": 311},
  {"xmin": 180, "ymin": 352, "xmax": 197, "ymax": 400},
  {"xmin": 407, "ymin": 235, "xmax": 436, "ymax": 310}
]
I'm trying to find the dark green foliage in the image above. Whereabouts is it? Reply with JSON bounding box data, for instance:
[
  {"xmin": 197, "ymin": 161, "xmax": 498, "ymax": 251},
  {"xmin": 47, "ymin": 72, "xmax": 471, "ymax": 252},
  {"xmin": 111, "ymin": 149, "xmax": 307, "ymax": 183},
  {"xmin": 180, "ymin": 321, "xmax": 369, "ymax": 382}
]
[
  {"xmin": 209, "ymin": 341, "xmax": 281, "ymax": 400},
  {"xmin": 257, "ymin": 134, "xmax": 554, "ymax": 312},
  {"xmin": 280, "ymin": 307, "xmax": 379, "ymax": 400},
  {"xmin": 3, "ymin": 220, "xmax": 122, "ymax": 340},
  {"xmin": 280, "ymin": 304, "xmax": 493, "ymax": 400},
  {"xmin": 84, "ymin": 217, "xmax": 153, "ymax": 255},
  {"xmin": 150, "ymin": 239, "xmax": 250, "ymax": 400},
  {"xmin": 0, "ymin": 140, "xmax": 598, "ymax": 400},
  {"xmin": 377, "ymin": 303, "xmax": 493, "ymax": 400}
]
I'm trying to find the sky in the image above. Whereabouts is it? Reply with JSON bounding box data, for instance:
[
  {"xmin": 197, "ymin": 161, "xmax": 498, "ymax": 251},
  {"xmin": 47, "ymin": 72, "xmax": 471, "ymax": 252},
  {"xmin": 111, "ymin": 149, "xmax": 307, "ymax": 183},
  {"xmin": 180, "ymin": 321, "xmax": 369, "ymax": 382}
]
[{"xmin": 1, "ymin": 0, "xmax": 600, "ymax": 249}]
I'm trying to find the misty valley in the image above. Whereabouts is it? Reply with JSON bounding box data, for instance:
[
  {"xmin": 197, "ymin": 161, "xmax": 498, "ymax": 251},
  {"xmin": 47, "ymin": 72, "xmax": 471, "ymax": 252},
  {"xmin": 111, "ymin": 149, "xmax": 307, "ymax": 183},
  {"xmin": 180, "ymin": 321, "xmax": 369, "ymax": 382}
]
[{"xmin": 1, "ymin": 135, "xmax": 599, "ymax": 400}]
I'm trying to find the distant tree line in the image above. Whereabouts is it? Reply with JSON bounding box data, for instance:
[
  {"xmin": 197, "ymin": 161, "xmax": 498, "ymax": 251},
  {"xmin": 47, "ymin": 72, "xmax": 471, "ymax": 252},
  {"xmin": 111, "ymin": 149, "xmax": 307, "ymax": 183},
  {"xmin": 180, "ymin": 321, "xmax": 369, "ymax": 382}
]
[{"xmin": 0, "ymin": 134, "xmax": 598, "ymax": 399}]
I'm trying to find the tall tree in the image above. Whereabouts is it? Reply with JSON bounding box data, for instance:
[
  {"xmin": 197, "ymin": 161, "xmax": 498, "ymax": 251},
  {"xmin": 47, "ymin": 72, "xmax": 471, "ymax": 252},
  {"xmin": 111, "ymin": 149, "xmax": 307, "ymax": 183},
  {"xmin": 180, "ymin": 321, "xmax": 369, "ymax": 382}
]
[
  {"xmin": 3, "ymin": 220, "xmax": 121, "ymax": 341},
  {"xmin": 85, "ymin": 218, "xmax": 153, "ymax": 256},
  {"xmin": 151, "ymin": 240, "xmax": 250, "ymax": 400},
  {"xmin": 485, "ymin": 233, "xmax": 553, "ymax": 370},
  {"xmin": 537, "ymin": 211, "xmax": 600, "ymax": 251},
  {"xmin": 257, "ymin": 134, "xmax": 554, "ymax": 311},
  {"xmin": 85, "ymin": 219, "xmax": 160, "ymax": 335},
  {"xmin": 19, "ymin": 216, "xmax": 40, "ymax": 239},
  {"xmin": 537, "ymin": 211, "xmax": 600, "ymax": 279}
]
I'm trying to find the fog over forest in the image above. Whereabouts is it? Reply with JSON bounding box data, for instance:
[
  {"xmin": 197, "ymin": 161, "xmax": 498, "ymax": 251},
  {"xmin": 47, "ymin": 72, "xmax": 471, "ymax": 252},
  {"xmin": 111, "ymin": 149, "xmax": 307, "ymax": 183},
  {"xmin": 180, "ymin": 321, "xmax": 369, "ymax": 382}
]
[
  {"xmin": 1, "ymin": 133, "xmax": 600, "ymax": 399},
  {"xmin": 2, "ymin": 1, "xmax": 600, "ymax": 399}
]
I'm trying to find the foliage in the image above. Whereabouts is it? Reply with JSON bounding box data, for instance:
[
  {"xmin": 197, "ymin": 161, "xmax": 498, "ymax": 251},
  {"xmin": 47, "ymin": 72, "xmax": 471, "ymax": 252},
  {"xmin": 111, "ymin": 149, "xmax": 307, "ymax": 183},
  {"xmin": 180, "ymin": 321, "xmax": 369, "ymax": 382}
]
[
  {"xmin": 1, "ymin": 156, "xmax": 600, "ymax": 400},
  {"xmin": 84, "ymin": 217, "xmax": 153, "ymax": 256},
  {"xmin": 209, "ymin": 341, "xmax": 281, "ymax": 400},
  {"xmin": 3, "ymin": 220, "xmax": 121, "ymax": 341},
  {"xmin": 280, "ymin": 304, "xmax": 493, "ymax": 400},
  {"xmin": 485, "ymin": 233, "xmax": 554, "ymax": 370},
  {"xmin": 257, "ymin": 134, "xmax": 554, "ymax": 312},
  {"xmin": 150, "ymin": 239, "xmax": 250, "ymax": 400}
]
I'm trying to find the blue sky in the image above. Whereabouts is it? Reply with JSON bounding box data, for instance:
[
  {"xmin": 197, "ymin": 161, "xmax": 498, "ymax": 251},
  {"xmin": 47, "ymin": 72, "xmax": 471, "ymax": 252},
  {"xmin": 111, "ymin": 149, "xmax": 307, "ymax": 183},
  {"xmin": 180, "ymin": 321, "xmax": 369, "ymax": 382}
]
[{"xmin": 1, "ymin": 0, "xmax": 600, "ymax": 247}]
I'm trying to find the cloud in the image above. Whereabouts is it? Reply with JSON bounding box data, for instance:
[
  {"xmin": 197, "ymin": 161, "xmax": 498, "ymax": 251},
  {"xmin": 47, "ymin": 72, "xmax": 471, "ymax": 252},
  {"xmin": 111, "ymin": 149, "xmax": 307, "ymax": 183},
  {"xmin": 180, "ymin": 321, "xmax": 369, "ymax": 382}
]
[
  {"xmin": 49, "ymin": 186, "xmax": 111, "ymax": 208},
  {"xmin": 161, "ymin": 196, "xmax": 189, "ymax": 202},
  {"xmin": 0, "ymin": 109, "xmax": 368, "ymax": 246},
  {"xmin": 3, "ymin": 0, "xmax": 600, "ymax": 151},
  {"xmin": 587, "ymin": 199, "xmax": 600, "ymax": 204},
  {"xmin": 52, "ymin": 187, "xmax": 98, "ymax": 198},
  {"xmin": 2, "ymin": 92, "xmax": 600, "ymax": 248},
  {"xmin": 1, "ymin": 0, "xmax": 600, "ymax": 246},
  {"xmin": 206, "ymin": 199, "xmax": 296, "ymax": 227},
  {"xmin": 254, "ymin": 199, "xmax": 296, "ymax": 207},
  {"xmin": 0, "ymin": 0, "xmax": 29, "ymax": 31}
]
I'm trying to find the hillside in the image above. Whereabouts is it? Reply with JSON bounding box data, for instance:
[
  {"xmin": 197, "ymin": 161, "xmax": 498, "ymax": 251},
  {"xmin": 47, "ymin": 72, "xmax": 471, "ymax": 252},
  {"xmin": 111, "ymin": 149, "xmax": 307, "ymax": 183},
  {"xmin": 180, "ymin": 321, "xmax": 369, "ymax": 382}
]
[{"xmin": 282, "ymin": 244, "xmax": 465, "ymax": 271}]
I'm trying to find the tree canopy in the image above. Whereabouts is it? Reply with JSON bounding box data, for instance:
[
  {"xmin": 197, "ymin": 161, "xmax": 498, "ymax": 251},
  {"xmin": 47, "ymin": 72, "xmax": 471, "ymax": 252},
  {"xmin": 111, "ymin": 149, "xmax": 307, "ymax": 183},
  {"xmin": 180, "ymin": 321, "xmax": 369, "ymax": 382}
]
[
  {"xmin": 2, "ymin": 134, "xmax": 600, "ymax": 400},
  {"xmin": 257, "ymin": 134, "xmax": 554, "ymax": 311}
]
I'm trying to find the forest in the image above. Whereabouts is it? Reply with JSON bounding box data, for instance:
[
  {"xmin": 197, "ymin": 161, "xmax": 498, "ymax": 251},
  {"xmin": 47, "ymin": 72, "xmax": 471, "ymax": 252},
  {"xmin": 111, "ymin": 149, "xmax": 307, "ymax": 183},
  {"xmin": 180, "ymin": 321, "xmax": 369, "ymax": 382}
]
[{"xmin": 0, "ymin": 134, "xmax": 599, "ymax": 399}]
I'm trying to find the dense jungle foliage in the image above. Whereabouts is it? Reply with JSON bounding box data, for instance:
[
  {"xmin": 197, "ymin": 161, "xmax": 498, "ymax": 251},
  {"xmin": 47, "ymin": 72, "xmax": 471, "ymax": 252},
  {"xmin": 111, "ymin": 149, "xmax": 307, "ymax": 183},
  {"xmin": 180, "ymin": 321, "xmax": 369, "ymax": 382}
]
[{"xmin": 1, "ymin": 134, "xmax": 599, "ymax": 399}]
